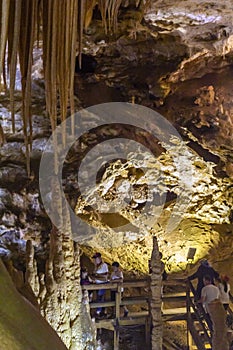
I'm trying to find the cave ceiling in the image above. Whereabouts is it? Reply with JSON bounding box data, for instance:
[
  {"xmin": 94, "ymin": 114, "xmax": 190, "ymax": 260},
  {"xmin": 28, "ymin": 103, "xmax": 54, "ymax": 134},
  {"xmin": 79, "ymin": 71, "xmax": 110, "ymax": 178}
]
[{"xmin": 0, "ymin": 0, "xmax": 232, "ymax": 276}]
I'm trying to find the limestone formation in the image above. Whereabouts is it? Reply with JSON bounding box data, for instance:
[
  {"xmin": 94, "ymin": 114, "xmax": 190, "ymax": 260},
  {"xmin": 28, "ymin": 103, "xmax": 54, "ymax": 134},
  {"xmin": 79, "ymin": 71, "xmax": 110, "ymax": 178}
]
[{"xmin": 150, "ymin": 235, "xmax": 163, "ymax": 350}]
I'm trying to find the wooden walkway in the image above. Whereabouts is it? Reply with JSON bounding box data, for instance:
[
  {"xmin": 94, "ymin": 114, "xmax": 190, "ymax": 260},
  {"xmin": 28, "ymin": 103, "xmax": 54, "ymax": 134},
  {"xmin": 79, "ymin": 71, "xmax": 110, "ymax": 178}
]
[
  {"xmin": 82, "ymin": 279, "xmax": 190, "ymax": 349},
  {"xmin": 82, "ymin": 279, "xmax": 233, "ymax": 350},
  {"xmin": 82, "ymin": 279, "xmax": 151, "ymax": 348}
]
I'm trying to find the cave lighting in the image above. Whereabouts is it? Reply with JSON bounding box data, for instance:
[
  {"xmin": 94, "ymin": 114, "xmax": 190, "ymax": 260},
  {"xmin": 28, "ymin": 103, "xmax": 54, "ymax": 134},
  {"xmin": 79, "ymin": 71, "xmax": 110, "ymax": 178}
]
[
  {"xmin": 186, "ymin": 247, "xmax": 197, "ymax": 262},
  {"xmin": 174, "ymin": 252, "xmax": 187, "ymax": 263}
]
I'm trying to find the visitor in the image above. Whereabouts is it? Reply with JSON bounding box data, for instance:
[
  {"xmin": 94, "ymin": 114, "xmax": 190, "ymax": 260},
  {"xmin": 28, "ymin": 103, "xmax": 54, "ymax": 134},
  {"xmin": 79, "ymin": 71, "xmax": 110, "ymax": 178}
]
[
  {"xmin": 201, "ymin": 274, "xmax": 228, "ymax": 350},
  {"xmin": 110, "ymin": 261, "xmax": 128, "ymax": 317},
  {"xmin": 188, "ymin": 259, "xmax": 219, "ymax": 300},
  {"xmin": 92, "ymin": 252, "xmax": 108, "ymax": 317},
  {"xmin": 215, "ymin": 275, "xmax": 230, "ymax": 310},
  {"xmin": 80, "ymin": 267, "xmax": 93, "ymax": 302}
]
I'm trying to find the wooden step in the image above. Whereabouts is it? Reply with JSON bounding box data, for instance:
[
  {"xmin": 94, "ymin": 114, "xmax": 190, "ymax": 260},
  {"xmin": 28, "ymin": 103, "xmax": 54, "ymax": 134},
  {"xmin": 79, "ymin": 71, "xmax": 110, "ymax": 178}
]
[
  {"xmin": 95, "ymin": 314, "xmax": 149, "ymax": 328},
  {"xmin": 162, "ymin": 307, "xmax": 187, "ymax": 315},
  {"xmin": 90, "ymin": 296, "xmax": 149, "ymax": 309},
  {"xmin": 163, "ymin": 338, "xmax": 183, "ymax": 350},
  {"xmin": 95, "ymin": 318, "xmax": 115, "ymax": 330}
]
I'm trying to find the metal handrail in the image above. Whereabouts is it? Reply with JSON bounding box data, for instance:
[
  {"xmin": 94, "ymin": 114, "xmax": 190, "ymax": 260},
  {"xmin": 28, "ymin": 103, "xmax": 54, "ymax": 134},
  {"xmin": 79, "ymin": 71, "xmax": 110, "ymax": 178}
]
[
  {"xmin": 230, "ymin": 292, "xmax": 233, "ymax": 303},
  {"xmin": 186, "ymin": 280, "xmax": 212, "ymax": 349}
]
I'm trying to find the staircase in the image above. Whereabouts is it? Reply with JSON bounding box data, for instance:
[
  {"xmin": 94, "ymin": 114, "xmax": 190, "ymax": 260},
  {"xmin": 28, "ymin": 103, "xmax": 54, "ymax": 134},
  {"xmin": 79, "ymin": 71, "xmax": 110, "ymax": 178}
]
[
  {"xmin": 83, "ymin": 279, "xmax": 232, "ymax": 349},
  {"xmin": 162, "ymin": 280, "xmax": 233, "ymax": 350},
  {"xmin": 186, "ymin": 281, "xmax": 212, "ymax": 350}
]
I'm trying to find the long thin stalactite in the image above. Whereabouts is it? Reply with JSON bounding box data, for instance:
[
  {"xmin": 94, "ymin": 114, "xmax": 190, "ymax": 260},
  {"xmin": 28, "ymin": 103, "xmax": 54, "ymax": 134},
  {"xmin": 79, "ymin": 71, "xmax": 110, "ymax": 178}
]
[{"xmin": 0, "ymin": 0, "xmax": 150, "ymax": 174}]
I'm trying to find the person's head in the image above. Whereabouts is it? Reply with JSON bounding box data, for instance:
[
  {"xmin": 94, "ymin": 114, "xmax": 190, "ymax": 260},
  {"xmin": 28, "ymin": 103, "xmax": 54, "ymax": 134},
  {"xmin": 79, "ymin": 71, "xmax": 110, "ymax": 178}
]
[
  {"xmin": 203, "ymin": 275, "xmax": 211, "ymax": 285},
  {"xmin": 214, "ymin": 276, "xmax": 221, "ymax": 285},
  {"xmin": 112, "ymin": 261, "xmax": 120, "ymax": 271},
  {"xmin": 92, "ymin": 252, "xmax": 102, "ymax": 265},
  {"xmin": 222, "ymin": 275, "xmax": 229, "ymax": 283},
  {"xmin": 200, "ymin": 259, "xmax": 209, "ymax": 267}
]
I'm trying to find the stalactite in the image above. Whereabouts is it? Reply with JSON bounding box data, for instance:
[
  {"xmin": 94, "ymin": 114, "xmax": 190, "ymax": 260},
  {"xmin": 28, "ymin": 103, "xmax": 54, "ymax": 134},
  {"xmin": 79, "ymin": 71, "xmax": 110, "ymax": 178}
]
[
  {"xmin": 18, "ymin": 0, "xmax": 37, "ymax": 174},
  {"xmin": 78, "ymin": 0, "xmax": 84, "ymax": 69},
  {"xmin": 8, "ymin": 0, "xmax": 21, "ymax": 133},
  {"xmin": 0, "ymin": 2, "xmax": 151, "ymax": 349},
  {"xmin": 0, "ymin": 0, "xmax": 10, "ymax": 79},
  {"xmin": 0, "ymin": 0, "xmax": 150, "ymax": 142},
  {"xmin": 42, "ymin": 0, "xmax": 80, "ymax": 135},
  {"xmin": 70, "ymin": 0, "xmax": 78, "ymax": 133},
  {"xmin": 99, "ymin": 0, "xmax": 123, "ymax": 33},
  {"xmin": 84, "ymin": 0, "xmax": 96, "ymax": 31},
  {"xmin": 150, "ymin": 235, "xmax": 163, "ymax": 350}
]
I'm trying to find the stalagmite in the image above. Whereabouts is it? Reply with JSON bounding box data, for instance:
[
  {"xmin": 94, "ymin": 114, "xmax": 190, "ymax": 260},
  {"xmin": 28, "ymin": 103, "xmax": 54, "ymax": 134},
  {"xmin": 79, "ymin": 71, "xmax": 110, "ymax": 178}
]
[{"xmin": 150, "ymin": 235, "xmax": 163, "ymax": 350}]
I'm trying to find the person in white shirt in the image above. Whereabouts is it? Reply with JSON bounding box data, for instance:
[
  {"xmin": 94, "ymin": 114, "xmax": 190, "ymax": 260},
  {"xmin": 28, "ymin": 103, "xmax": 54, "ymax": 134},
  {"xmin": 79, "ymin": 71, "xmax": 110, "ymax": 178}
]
[
  {"xmin": 201, "ymin": 275, "xmax": 228, "ymax": 350},
  {"xmin": 215, "ymin": 275, "xmax": 230, "ymax": 310},
  {"xmin": 201, "ymin": 276, "xmax": 220, "ymax": 313},
  {"xmin": 92, "ymin": 252, "xmax": 108, "ymax": 316}
]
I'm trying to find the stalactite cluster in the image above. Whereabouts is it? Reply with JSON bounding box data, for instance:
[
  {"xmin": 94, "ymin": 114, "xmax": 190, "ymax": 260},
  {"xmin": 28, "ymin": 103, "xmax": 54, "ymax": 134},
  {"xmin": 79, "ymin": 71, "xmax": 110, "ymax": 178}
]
[
  {"xmin": 0, "ymin": 1, "xmax": 164, "ymax": 349},
  {"xmin": 0, "ymin": 0, "xmax": 149, "ymax": 174}
]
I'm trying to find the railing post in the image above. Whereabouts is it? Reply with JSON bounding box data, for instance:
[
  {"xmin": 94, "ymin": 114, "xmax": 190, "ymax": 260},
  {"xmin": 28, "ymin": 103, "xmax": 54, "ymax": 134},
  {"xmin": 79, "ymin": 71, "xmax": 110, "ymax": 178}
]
[
  {"xmin": 186, "ymin": 281, "xmax": 191, "ymax": 350},
  {"xmin": 113, "ymin": 318, "xmax": 119, "ymax": 350},
  {"xmin": 115, "ymin": 284, "xmax": 121, "ymax": 319},
  {"xmin": 147, "ymin": 277, "xmax": 152, "ymax": 347},
  {"xmin": 114, "ymin": 284, "xmax": 121, "ymax": 350}
]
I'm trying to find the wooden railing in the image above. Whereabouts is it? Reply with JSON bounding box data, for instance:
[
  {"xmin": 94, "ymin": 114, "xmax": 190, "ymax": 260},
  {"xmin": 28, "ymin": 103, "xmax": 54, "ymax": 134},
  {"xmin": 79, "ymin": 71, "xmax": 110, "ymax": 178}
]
[
  {"xmin": 82, "ymin": 279, "xmax": 151, "ymax": 350},
  {"xmin": 82, "ymin": 278, "xmax": 189, "ymax": 349},
  {"xmin": 82, "ymin": 279, "xmax": 233, "ymax": 350},
  {"xmin": 186, "ymin": 280, "xmax": 212, "ymax": 350},
  {"xmin": 82, "ymin": 279, "xmax": 150, "ymax": 310},
  {"xmin": 82, "ymin": 278, "xmax": 187, "ymax": 315}
]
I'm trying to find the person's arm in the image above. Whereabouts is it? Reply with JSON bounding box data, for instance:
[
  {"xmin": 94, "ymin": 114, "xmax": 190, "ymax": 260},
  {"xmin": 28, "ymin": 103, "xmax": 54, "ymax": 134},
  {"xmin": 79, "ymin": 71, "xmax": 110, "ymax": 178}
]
[
  {"xmin": 111, "ymin": 272, "xmax": 123, "ymax": 283},
  {"xmin": 87, "ymin": 275, "xmax": 94, "ymax": 283},
  {"xmin": 111, "ymin": 277, "xmax": 123, "ymax": 283},
  {"xmin": 95, "ymin": 272, "xmax": 108, "ymax": 278},
  {"xmin": 98, "ymin": 263, "xmax": 108, "ymax": 277},
  {"xmin": 201, "ymin": 288, "xmax": 206, "ymax": 304},
  {"xmin": 213, "ymin": 269, "xmax": 219, "ymax": 279},
  {"xmin": 216, "ymin": 288, "xmax": 220, "ymax": 300},
  {"xmin": 94, "ymin": 263, "xmax": 108, "ymax": 281},
  {"xmin": 188, "ymin": 270, "xmax": 198, "ymax": 280}
]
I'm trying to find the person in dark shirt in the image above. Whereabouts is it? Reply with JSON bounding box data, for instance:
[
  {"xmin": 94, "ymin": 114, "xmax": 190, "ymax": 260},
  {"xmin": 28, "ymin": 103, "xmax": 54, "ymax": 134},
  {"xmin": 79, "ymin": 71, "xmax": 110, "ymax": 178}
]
[
  {"xmin": 80, "ymin": 267, "xmax": 93, "ymax": 302},
  {"xmin": 188, "ymin": 259, "xmax": 219, "ymax": 300}
]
